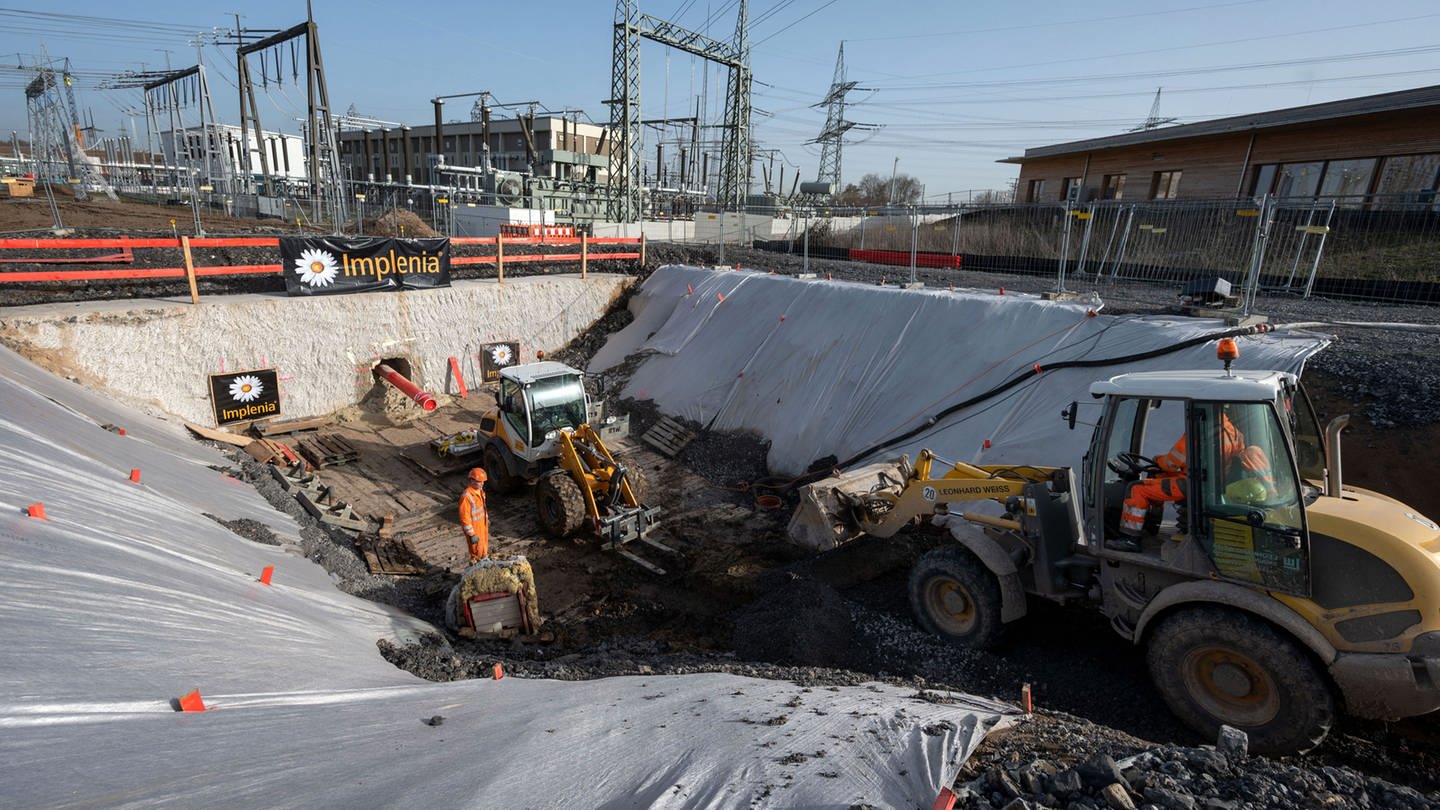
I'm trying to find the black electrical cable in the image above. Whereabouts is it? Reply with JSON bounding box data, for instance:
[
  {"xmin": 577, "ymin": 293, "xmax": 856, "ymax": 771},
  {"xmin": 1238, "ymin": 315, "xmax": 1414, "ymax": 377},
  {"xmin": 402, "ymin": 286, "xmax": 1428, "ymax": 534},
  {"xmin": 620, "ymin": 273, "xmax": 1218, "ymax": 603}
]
[{"xmin": 835, "ymin": 322, "xmax": 1275, "ymax": 470}]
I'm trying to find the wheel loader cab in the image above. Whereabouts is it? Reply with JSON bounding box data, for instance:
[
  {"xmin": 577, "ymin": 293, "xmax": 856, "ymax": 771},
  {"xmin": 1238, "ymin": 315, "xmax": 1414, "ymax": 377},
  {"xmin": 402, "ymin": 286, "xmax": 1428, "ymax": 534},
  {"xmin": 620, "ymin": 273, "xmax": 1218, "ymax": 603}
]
[
  {"xmin": 495, "ymin": 362, "xmax": 589, "ymax": 464},
  {"xmin": 1087, "ymin": 371, "xmax": 1313, "ymax": 598}
]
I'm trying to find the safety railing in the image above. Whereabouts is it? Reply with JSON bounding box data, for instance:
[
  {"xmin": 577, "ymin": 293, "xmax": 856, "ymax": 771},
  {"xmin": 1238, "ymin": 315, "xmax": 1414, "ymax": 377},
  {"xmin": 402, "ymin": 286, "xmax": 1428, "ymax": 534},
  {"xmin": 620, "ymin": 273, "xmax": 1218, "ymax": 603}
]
[{"xmin": 0, "ymin": 233, "xmax": 645, "ymax": 304}]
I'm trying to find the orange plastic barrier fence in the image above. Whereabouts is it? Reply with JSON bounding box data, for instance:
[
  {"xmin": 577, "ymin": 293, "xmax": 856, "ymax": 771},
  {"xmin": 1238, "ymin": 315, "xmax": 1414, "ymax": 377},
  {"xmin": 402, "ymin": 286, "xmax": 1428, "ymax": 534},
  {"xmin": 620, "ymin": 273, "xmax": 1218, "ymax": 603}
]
[
  {"xmin": 0, "ymin": 236, "xmax": 643, "ymax": 283},
  {"xmin": 848, "ymin": 248, "xmax": 963, "ymax": 269}
]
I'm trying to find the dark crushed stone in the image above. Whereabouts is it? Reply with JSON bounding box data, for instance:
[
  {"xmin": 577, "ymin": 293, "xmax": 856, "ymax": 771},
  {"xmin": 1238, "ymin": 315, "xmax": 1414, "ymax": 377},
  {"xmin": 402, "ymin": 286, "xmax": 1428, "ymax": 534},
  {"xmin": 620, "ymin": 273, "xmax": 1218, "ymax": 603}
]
[{"xmin": 203, "ymin": 514, "xmax": 282, "ymax": 546}]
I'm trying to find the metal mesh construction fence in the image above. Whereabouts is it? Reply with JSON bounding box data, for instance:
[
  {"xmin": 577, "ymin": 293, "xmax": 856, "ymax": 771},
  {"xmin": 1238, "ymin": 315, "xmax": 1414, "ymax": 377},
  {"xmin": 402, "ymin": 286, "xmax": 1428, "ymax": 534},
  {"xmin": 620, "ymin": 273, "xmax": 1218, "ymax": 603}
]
[{"xmin": 791, "ymin": 194, "xmax": 1440, "ymax": 307}]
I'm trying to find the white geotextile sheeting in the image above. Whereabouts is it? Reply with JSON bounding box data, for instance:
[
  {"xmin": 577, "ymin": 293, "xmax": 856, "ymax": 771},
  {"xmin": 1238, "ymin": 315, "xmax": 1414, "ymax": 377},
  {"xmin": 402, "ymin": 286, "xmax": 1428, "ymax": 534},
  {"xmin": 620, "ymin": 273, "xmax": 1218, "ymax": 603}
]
[
  {"xmin": 590, "ymin": 266, "xmax": 1331, "ymax": 475},
  {"xmin": 0, "ymin": 344, "xmax": 1015, "ymax": 808}
]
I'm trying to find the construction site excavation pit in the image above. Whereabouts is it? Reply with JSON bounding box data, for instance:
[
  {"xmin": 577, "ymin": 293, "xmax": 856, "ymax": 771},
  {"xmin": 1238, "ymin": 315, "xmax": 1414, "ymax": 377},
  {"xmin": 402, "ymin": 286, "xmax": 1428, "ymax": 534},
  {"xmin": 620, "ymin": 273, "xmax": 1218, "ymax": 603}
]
[{"xmin": 5, "ymin": 248, "xmax": 1440, "ymax": 808}]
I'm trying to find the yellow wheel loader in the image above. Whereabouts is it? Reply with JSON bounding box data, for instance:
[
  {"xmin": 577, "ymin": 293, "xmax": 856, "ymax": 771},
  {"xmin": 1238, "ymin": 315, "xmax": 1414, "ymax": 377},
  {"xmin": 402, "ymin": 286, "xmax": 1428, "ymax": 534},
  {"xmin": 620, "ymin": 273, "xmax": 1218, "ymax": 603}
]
[
  {"xmin": 475, "ymin": 361, "xmax": 669, "ymax": 572},
  {"xmin": 789, "ymin": 341, "xmax": 1440, "ymax": 754}
]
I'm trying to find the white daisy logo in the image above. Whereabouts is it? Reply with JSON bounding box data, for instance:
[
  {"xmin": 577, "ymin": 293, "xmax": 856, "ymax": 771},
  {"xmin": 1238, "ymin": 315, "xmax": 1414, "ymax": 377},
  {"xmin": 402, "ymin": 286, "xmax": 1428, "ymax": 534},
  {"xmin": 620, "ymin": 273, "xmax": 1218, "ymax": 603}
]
[
  {"xmin": 229, "ymin": 374, "xmax": 264, "ymax": 402},
  {"xmin": 294, "ymin": 248, "xmax": 339, "ymax": 287},
  {"xmin": 490, "ymin": 344, "xmax": 514, "ymax": 366}
]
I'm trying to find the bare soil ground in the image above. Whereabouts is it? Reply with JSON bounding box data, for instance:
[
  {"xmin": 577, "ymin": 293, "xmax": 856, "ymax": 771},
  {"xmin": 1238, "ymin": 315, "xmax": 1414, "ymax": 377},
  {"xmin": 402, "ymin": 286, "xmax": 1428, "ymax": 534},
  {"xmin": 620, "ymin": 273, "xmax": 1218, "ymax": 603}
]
[{"xmin": 6, "ymin": 195, "xmax": 1440, "ymax": 807}]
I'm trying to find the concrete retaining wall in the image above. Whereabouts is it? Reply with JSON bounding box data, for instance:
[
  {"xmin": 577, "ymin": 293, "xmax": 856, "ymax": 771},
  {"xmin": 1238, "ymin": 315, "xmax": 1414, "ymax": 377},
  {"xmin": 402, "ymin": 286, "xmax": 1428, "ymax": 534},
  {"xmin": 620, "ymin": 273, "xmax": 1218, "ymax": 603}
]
[{"xmin": 0, "ymin": 274, "xmax": 631, "ymax": 426}]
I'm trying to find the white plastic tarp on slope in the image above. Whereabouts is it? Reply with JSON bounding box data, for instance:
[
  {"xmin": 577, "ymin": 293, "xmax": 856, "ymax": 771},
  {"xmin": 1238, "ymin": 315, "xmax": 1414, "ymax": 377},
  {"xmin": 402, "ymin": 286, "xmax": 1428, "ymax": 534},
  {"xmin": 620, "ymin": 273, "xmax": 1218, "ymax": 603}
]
[
  {"xmin": 0, "ymin": 344, "xmax": 1016, "ymax": 808},
  {"xmin": 591, "ymin": 266, "xmax": 1330, "ymax": 475}
]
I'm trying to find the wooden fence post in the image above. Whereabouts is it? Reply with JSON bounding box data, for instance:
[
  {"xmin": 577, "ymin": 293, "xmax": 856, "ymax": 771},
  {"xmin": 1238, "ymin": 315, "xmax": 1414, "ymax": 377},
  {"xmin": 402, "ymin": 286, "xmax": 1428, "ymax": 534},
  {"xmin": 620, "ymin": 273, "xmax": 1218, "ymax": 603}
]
[
  {"xmin": 639, "ymin": 231, "xmax": 647, "ymax": 269},
  {"xmin": 581, "ymin": 232, "xmax": 588, "ymax": 279},
  {"xmin": 181, "ymin": 235, "xmax": 199, "ymax": 304},
  {"xmin": 496, "ymin": 233, "xmax": 504, "ymax": 285}
]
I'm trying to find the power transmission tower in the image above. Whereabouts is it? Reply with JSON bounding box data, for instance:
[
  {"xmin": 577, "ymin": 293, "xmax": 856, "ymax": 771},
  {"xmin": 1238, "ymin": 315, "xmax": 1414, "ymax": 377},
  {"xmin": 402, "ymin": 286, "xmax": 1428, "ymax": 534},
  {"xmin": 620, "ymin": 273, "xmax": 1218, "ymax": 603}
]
[
  {"xmin": 24, "ymin": 52, "xmax": 115, "ymax": 200},
  {"xmin": 1131, "ymin": 87, "xmax": 1178, "ymax": 131},
  {"xmin": 233, "ymin": 0, "xmax": 345, "ymax": 225},
  {"xmin": 810, "ymin": 42, "xmax": 877, "ymax": 194},
  {"xmin": 610, "ymin": 0, "xmax": 754, "ymax": 220},
  {"xmin": 717, "ymin": 0, "xmax": 751, "ymax": 211},
  {"xmin": 608, "ymin": 0, "xmax": 642, "ymax": 222},
  {"xmin": 216, "ymin": 17, "xmax": 280, "ymax": 195},
  {"xmin": 103, "ymin": 41, "xmax": 237, "ymax": 212}
]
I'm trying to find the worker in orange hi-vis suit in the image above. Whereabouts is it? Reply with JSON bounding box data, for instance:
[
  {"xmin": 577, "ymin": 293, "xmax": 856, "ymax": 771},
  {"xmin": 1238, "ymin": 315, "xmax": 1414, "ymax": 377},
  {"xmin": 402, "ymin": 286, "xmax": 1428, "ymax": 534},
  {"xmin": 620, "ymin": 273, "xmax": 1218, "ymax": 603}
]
[
  {"xmin": 460, "ymin": 467, "xmax": 489, "ymax": 563},
  {"xmin": 1114, "ymin": 412, "xmax": 1272, "ymax": 547}
]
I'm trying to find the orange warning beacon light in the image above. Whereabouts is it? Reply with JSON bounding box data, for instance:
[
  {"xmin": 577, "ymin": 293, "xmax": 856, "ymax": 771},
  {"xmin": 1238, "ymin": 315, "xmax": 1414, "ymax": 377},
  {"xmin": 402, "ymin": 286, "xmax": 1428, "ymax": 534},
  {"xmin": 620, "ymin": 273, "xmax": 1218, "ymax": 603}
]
[{"xmin": 1216, "ymin": 337, "xmax": 1239, "ymax": 375}]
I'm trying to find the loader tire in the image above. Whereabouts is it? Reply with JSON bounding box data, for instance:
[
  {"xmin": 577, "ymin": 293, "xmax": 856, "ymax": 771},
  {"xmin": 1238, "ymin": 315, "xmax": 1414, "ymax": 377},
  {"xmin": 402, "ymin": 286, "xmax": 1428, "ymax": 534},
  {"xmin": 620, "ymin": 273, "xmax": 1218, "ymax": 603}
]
[
  {"xmin": 1147, "ymin": 606, "xmax": 1335, "ymax": 754},
  {"xmin": 535, "ymin": 471, "xmax": 587, "ymax": 538},
  {"xmin": 484, "ymin": 445, "xmax": 521, "ymax": 495},
  {"xmin": 907, "ymin": 547, "xmax": 1004, "ymax": 650}
]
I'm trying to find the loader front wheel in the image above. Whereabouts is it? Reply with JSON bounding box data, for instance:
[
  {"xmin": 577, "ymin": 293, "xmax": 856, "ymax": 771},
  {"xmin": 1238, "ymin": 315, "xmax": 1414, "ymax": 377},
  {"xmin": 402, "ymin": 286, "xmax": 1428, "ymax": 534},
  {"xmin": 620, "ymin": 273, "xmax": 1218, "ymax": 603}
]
[
  {"xmin": 907, "ymin": 547, "xmax": 1004, "ymax": 649},
  {"xmin": 484, "ymin": 445, "xmax": 521, "ymax": 495},
  {"xmin": 1147, "ymin": 606, "xmax": 1335, "ymax": 754},
  {"xmin": 535, "ymin": 472, "xmax": 587, "ymax": 538}
]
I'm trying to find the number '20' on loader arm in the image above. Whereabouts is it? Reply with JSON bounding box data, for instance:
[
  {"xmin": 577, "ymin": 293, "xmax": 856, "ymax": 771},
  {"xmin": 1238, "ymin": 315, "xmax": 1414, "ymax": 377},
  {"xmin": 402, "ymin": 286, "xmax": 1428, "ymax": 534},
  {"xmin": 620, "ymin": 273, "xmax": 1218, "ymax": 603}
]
[{"xmin": 788, "ymin": 340, "xmax": 1440, "ymax": 754}]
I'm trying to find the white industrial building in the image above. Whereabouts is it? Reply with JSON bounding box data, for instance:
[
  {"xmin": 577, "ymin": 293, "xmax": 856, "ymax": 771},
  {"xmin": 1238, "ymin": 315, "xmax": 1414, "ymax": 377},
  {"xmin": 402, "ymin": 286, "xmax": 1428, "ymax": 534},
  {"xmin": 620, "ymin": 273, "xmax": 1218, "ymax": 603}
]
[
  {"xmin": 158, "ymin": 123, "xmax": 309, "ymax": 185},
  {"xmin": 336, "ymin": 115, "xmax": 611, "ymax": 186}
]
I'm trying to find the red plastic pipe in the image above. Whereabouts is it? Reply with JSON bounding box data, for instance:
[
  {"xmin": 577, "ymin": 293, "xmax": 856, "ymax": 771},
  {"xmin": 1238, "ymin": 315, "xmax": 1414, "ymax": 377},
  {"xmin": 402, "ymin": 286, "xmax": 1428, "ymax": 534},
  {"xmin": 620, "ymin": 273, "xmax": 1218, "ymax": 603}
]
[{"xmin": 376, "ymin": 363, "xmax": 437, "ymax": 411}]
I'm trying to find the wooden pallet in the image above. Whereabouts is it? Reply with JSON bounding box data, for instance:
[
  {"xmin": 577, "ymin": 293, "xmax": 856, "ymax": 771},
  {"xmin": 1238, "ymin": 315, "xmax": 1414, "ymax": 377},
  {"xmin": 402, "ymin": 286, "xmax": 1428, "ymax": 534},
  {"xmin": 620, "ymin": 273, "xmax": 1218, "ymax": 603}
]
[
  {"xmin": 360, "ymin": 536, "xmax": 431, "ymax": 576},
  {"xmin": 638, "ymin": 415, "xmax": 696, "ymax": 457},
  {"xmin": 297, "ymin": 433, "xmax": 360, "ymax": 469}
]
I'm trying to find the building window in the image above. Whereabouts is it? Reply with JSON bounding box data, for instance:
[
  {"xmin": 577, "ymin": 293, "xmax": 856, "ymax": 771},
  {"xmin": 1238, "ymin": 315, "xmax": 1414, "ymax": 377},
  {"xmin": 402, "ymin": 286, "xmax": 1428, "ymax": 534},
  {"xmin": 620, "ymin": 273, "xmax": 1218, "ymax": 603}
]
[
  {"xmin": 1318, "ymin": 158, "xmax": 1376, "ymax": 204},
  {"xmin": 1275, "ymin": 162, "xmax": 1322, "ymax": 198},
  {"xmin": 1151, "ymin": 170, "xmax": 1182, "ymax": 199},
  {"xmin": 1251, "ymin": 164, "xmax": 1278, "ymax": 197},
  {"xmin": 1376, "ymin": 153, "xmax": 1440, "ymax": 201},
  {"xmin": 1102, "ymin": 174, "xmax": 1126, "ymax": 200},
  {"xmin": 1026, "ymin": 178, "xmax": 1046, "ymax": 203}
]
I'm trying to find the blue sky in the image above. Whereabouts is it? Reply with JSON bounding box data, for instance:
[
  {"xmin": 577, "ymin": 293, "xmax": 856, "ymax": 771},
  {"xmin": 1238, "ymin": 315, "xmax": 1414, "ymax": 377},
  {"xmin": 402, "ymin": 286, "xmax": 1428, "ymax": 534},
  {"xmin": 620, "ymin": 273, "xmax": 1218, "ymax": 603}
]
[{"xmin": 3, "ymin": 1, "xmax": 1438, "ymax": 200}]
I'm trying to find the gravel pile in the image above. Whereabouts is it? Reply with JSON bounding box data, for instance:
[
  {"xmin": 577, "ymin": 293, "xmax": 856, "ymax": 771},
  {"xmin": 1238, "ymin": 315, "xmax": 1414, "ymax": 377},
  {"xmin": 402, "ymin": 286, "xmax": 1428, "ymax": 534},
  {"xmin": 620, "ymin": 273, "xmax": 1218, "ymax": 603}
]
[{"xmin": 957, "ymin": 718, "xmax": 1436, "ymax": 810}]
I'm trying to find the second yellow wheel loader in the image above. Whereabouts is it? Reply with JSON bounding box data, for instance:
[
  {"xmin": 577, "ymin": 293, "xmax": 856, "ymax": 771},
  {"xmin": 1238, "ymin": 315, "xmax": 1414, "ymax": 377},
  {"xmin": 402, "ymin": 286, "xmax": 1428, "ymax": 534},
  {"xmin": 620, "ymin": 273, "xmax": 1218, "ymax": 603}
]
[{"xmin": 789, "ymin": 341, "xmax": 1440, "ymax": 754}]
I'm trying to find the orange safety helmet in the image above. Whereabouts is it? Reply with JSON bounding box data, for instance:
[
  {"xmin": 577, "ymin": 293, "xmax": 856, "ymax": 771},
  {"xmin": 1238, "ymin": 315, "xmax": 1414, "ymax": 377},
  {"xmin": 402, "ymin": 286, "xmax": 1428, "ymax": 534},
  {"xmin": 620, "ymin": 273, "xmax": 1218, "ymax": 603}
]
[{"xmin": 468, "ymin": 467, "xmax": 488, "ymax": 484}]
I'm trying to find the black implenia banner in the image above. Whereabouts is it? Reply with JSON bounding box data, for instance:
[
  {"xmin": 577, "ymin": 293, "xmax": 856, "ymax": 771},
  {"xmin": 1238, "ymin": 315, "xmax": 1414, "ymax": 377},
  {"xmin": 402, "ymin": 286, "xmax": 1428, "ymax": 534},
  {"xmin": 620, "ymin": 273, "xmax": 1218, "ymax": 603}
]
[
  {"xmin": 209, "ymin": 368, "xmax": 281, "ymax": 426},
  {"xmin": 280, "ymin": 236, "xmax": 451, "ymax": 296}
]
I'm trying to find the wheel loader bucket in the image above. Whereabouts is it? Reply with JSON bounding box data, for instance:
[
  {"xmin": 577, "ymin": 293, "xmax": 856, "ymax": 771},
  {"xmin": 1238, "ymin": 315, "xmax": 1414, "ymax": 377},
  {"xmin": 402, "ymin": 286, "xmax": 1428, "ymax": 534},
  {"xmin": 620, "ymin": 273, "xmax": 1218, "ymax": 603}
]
[{"xmin": 786, "ymin": 458, "xmax": 910, "ymax": 551}]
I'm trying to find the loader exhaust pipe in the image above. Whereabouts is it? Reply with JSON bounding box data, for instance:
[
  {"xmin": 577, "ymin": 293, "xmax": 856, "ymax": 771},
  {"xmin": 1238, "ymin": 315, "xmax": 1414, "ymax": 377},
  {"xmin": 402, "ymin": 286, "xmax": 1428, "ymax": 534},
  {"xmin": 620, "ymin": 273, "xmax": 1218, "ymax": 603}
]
[
  {"xmin": 377, "ymin": 363, "xmax": 438, "ymax": 412},
  {"xmin": 1324, "ymin": 414, "xmax": 1350, "ymax": 497}
]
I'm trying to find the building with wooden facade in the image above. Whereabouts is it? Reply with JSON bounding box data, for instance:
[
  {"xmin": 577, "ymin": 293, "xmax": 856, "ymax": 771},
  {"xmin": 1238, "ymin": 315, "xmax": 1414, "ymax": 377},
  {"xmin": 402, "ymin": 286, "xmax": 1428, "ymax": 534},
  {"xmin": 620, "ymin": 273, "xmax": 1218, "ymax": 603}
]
[{"xmin": 1001, "ymin": 85, "xmax": 1440, "ymax": 206}]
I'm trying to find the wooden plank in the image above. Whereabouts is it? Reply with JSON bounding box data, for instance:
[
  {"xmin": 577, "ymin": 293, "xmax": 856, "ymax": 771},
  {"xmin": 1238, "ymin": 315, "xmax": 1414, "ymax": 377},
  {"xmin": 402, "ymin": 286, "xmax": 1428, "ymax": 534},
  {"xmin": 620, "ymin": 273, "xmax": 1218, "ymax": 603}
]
[
  {"xmin": 184, "ymin": 422, "xmax": 253, "ymax": 447},
  {"xmin": 399, "ymin": 447, "xmax": 472, "ymax": 478},
  {"xmin": 406, "ymin": 524, "xmax": 463, "ymax": 558},
  {"xmin": 252, "ymin": 416, "xmax": 332, "ymax": 437},
  {"xmin": 389, "ymin": 501, "xmax": 456, "ymax": 532},
  {"xmin": 243, "ymin": 438, "xmax": 285, "ymax": 464},
  {"xmin": 181, "ymin": 235, "xmax": 199, "ymax": 305}
]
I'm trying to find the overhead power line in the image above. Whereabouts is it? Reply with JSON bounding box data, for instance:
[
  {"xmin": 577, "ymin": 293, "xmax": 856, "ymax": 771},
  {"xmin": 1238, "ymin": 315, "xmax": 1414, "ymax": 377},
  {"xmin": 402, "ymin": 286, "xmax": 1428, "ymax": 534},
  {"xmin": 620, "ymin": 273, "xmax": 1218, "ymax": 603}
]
[{"xmin": 872, "ymin": 44, "xmax": 1440, "ymax": 92}]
